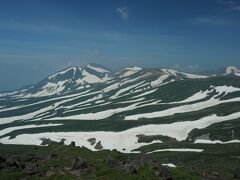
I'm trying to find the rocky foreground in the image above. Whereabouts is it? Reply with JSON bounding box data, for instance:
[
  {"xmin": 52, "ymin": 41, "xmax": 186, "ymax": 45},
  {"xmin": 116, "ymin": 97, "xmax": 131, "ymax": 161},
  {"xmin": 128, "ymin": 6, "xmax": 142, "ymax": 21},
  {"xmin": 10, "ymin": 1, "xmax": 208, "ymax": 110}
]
[
  {"xmin": 1, "ymin": 142, "xmax": 240, "ymax": 179},
  {"xmin": 0, "ymin": 152, "xmax": 173, "ymax": 179}
]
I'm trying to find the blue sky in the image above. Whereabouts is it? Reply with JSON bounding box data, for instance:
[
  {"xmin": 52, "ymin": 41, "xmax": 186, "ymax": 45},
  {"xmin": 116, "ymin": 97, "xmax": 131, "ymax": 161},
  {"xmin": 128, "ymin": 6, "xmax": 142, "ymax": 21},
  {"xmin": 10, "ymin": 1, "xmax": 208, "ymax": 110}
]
[{"xmin": 0, "ymin": 0, "xmax": 240, "ymax": 90}]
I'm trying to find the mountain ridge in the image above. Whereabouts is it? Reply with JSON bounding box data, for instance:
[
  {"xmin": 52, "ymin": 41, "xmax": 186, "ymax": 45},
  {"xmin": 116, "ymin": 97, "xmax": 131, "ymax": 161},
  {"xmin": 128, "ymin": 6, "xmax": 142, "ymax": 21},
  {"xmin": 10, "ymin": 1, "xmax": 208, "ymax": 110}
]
[
  {"xmin": 0, "ymin": 63, "xmax": 240, "ymax": 155},
  {"xmin": 1, "ymin": 64, "xmax": 239, "ymax": 98},
  {"xmin": 2, "ymin": 63, "xmax": 240, "ymax": 93}
]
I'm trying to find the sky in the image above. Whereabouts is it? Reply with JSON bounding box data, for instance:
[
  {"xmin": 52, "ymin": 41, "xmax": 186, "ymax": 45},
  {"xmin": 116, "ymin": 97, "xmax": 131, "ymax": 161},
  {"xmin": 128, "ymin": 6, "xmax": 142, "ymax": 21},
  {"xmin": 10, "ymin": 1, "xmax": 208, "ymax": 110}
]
[{"xmin": 0, "ymin": 0, "xmax": 240, "ymax": 91}]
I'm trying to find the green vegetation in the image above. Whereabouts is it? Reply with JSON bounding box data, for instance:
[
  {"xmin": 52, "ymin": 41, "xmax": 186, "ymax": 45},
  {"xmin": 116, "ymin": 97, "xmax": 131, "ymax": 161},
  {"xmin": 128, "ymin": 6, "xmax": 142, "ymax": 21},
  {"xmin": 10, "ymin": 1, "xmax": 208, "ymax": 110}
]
[
  {"xmin": 134, "ymin": 142, "xmax": 240, "ymax": 179},
  {"xmin": 0, "ymin": 143, "xmax": 197, "ymax": 179},
  {"xmin": 1, "ymin": 74, "xmax": 240, "ymax": 179},
  {"xmin": 0, "ymin": 142, "xmax": 240, "ymax": 179}
]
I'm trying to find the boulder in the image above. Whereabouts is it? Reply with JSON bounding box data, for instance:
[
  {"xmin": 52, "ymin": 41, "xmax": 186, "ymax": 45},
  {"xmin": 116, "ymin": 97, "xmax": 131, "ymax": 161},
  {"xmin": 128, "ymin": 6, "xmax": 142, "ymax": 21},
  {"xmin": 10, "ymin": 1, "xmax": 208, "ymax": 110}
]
[
  {"xmin": 87, "ymin": 138, "xmax": 96, "ymax": 145},
  {"xmin": 104, "ymin": 156, "xmax": 118, "ymax": 168},
  {"xmin": 234, "ymin": 168, "xmax": 240, "ymax": 179},
  {"xmin": 94, "ymin": 141, "xmax": 103, "ymax": 150},
  {"xmin": 5, "ymin": 156, "xmax": 20, "ymax": 169},
  {"xmin": 69, "ymin": 141, "xmax": 75, "ymax": 147},
  {"xmin": 23, "ymin": 163, "xmax": 38, "ymax": 175},
  {"xmin": 72, "ymin": 158, "xmax": 88, "ymax": 170}
]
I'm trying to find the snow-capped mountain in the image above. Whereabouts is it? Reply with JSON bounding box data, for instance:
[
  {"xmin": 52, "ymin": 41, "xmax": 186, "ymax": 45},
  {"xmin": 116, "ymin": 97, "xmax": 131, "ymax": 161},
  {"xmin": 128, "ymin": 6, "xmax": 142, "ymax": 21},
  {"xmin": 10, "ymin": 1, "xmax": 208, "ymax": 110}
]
[
  {"xmin": 2, "ymin": 64, "xmax": 240, "ymax": 100},
  {"xmin": 160, "ymin": 68, "xmax": 208, "ymax": 79},
  {"xmin": 1, "ymin": 64, "xmax": 212, "ymax": 98},
  {"xmin": 0, "ymin": 64, "xmax": 240, "ymax": 153},
  {"xmin": 22, "ymin": 64, "xmax": 111, "ymax": 97},
  {"xmin": 203, "ymin": 66, "xmax": 240, "ymax": 77},
  {"xmin": 224, "ymin": 66, "xmax": 240, "ymax": 76},
  {"xmin": 3, "ymin": 64, "xmax": 240, "ymax": 99}
]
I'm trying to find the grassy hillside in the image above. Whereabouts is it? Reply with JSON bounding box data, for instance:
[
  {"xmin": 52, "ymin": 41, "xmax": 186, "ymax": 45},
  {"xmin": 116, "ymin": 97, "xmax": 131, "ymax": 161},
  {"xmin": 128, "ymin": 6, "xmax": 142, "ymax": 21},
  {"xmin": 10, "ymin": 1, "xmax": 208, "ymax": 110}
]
[{"xmin": 1, "ymin": 143, "xmax": 239, "ymax": 180}]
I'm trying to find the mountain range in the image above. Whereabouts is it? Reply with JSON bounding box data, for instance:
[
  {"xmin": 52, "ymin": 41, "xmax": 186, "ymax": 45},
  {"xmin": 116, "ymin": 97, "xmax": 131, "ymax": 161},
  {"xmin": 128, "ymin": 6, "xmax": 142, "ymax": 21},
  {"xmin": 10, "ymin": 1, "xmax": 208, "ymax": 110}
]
[
  {"xmin": 0, "ymin": 63, "xmax": 240, "ymax": 154},
  {"xmin": 1, "ymin": 64, "xmax": 240, "ymax": 98}
]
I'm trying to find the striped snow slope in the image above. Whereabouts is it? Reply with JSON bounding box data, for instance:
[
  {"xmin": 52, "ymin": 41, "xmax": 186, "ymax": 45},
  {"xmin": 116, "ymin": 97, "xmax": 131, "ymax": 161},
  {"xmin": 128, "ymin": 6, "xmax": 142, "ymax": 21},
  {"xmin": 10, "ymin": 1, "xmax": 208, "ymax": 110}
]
[
  {"xmin": 1, "ymin": 84, "xmax": 239, "ymax": 124},
  {"xmin": 124, "ymin": 86, "xmax": 240, "ymax": 120},
  {"xmin": 1, "ymin": 111, "xmax": 240, "ymax": 152}
]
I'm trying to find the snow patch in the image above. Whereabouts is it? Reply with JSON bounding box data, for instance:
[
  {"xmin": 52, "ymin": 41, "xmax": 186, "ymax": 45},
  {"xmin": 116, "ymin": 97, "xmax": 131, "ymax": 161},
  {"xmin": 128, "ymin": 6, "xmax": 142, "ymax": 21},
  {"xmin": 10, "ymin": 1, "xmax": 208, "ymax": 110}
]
[
  {"xmin": 125, "ymin": 86, "xmax": 240, "ymax": 120},
  {"xmin": 125, "ymin": 67, "xmax": 142, "ymax": 71},
  {"xmin": 225, "ymin": 66, "xmax": 240, "ymax": 76},
  {"xmin": 194, "ymin": 139, "xmax": 240, "ymax": 144},
  {"xmin": 147, "ymin": 148, "xmax": 203, "ymax": 154},
  {"xmin": 48, "ymin": 67, "xmax": 75, "ymax": 79},
  {"xmin": 120, "ymin": 67, "xmax": 142, "ymax": 78},
  {"xmin": 162, "ymin": 163, "xmax": 176, "ymax": 168},
  {"xmin": 87, "ymin": 65, "xmax": 110, "ymax": 73},
  {"xmin": 180, "ymin": 72, "xmax": 208, "ymax": 79},
  {"xmin": 103, "ymin": 83, "xmax": 119, "ymax": 93},
  {"xmin": 2, "ymin": 112, "xmax": 240, "ymax": 152},
  {"xmin": 151, "ymin": 75, "xmax": 169, "ymax": 87},
  {"xmin": 111, "ymin": 82, "xmax": 144, "ymax": 99}
]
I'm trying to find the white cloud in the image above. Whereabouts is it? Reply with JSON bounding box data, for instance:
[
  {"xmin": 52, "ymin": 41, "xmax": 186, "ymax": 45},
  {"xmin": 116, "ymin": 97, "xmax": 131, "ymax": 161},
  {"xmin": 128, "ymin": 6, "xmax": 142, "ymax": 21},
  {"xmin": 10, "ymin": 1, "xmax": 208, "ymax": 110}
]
[
  {"xmin": 84, "ymin": 49, "xmax": 100, "ymax": 55},
  {"xmin": 116, "ymin": 6, "xmax": 130, "ymax": 20},
  {"xmin": 191, "ymin": 16, "xmax": 232, "ymax": 26},
  {"xmin": 216, "ymin": 0, "xmax": 237, "ymax": 6},
  {"xmin": 216, "ymin": 0, "xmax": 240, "ymax": 11},
  {"xmin": 190, "ymin": 1, "xmax": 240, "ymax": 26},
  {"xmin": 233, "ymin": 6, "xmax": 240, "ymax": 11}
]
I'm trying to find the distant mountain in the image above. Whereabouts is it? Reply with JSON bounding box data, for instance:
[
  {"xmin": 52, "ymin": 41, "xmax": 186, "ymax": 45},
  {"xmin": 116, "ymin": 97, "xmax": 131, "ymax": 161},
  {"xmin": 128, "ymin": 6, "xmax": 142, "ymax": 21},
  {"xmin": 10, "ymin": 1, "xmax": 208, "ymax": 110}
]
[
  {"xmin": 1, "ymin": 64, "xmax": 240, "ymax": 99},
  {"xmin": 30, "ymin": 64, "xmax": 111, "ymax": 96},
  {"xmin": 202, "ymin": 66, "xmax": 240, "ymax": 77},
  {"xmin": 0, "ymin": 63, "xmax": 240, "ymax": 154},
  {"xmin": 0, "ymin": 64, "xmax": 212, "ymax": 98},
  {"xmin": 224, "ymin": 66, "xmax": 240, "ymax": 76},
  {"xmin": 4, "ymin": 64, "xmax": 111, "ymax": 98}
]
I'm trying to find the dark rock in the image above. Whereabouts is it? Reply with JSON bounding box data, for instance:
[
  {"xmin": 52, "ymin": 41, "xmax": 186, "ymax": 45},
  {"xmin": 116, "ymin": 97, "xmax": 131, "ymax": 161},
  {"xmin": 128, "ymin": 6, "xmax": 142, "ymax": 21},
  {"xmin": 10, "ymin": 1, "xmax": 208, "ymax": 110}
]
[
  {"xmin": 25, "ymin": 154, "xmax": 37, "ymax": 162},
  {"xmin": 118, "ymin": 155, "xmax": 172, "ymax": 179},
  {"xmin": 51, "ymin": 153, "xmax": 58, "ymax": 158},
  {"xmin": 72, "ymin": 158, "xmax": 88, "ymax": 170},
  {"xmin": 38, "ymin": 153, "xmax": 58, "ymax": 162},
  {"xmin": 5, "ymin": 156, "xmax": 20, "ymax": 169},
  {"xmin": 58, "ymin": 138, "xmax": 66, "ymax": 145},
  {"xmin": 148, "ymin": 160, "xmax": 172, "ymax": 179},
  {"xmin": 69, "ymin": 141, "xmax": 75, "ymax": 147},
  {"xmin": 0, "ymin": 163, "xmax": 4, "ymax": 170},
  {"xmin": 40, "ymin": 138, "xmax": 65, "ymax": 146},
  {"xmin": 234, "ymin": 168, "xmax": 240, "ymax": 179},
  {"xmin": 0, "ymin": 155, "xmax": 6, "ymax": 163},
  {"xmin": 121, "ymin": 161, "xmax": 139, "ymax": 174},
  {"xmin": 20, "ymin": 163, "xmax": 26, "ymax": 169},
  {"xmin": 112, "ymin": 149, "xmax": 118, "ymax": 152},
  {"xmin": 94, "ymin": 141, "xmax": 103, "ymax": 150},
  {"xmin": 119, "ymin": 156, "xmax": 145, "ymax": 174},
  {"xmin": 23, "ymin": 163, "xmax": 38, "ymax": 175},
  {"xmin": 87, "ymin": 138, "xmax": 96, "ymax": 145},
  {"xmin": 46, "ymin": 153, "xmax": 58, "ymax": 161},
  {"xmin": 46, "ymin": 170, "xmax": 55, "ymax": 177},
  {"xmin": 40, "ymin": 138, "xmax": 54, "ymax": 145},
  {"xmin": 37, "ymin": 172, "xmax": 45, "ymax": 177},
  {"xmin": 0, "ymin": 156, "xmax": 6, "ymax": 169},
  {"xmin": 202, "ymin": 171, "xmax": 220, "ymax": 180},
  {"xmin": 104, "ymin": 156, "xmax": 118, "ymax": 168},
  {"xmin": 115, "ymin": 177, "xmax": 123, "ymax": 180}
]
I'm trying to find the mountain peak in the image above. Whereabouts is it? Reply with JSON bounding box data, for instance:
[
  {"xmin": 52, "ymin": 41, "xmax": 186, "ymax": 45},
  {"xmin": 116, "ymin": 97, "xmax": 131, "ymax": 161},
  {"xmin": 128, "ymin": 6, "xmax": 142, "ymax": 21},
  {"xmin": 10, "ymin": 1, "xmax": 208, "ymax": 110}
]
[
  {"xmin": 85, "ymin": 63, "xmax": 111, "ymax": 73},
  {"xmin": 225, "ymin": 66, "xmax": 240, "ymax": 76},
  {"xmin": 48, "ymin": 66, "xmax": 78, "ymax": 80},
  {"xmin": 161, "ymin": 68, "xmax": 208, "ymax": 79},
  {"xmin": 7, "ymin": 63, "xmax": 240, "ymax": 98},
  {"xmin": 124, "ymin": 66, "xmax": 142, "ymax": 71}
]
